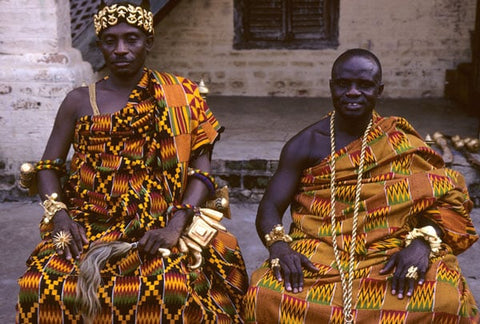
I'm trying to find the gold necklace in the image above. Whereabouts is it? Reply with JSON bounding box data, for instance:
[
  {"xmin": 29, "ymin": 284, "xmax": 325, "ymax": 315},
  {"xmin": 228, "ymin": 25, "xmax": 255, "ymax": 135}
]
[{"xmin": 329, "ymin": 111, "xmax": 373, "ymax": 324}]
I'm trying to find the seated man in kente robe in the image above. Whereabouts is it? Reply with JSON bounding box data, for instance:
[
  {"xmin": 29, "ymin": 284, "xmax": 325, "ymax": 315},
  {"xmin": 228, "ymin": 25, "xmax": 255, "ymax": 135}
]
[
  {"xmin": 16, "ymin": 1, "xmax": 248, "ymax": 322},
  {"xmin": 243, "ymin": 48, "xmax": 478, "ymax": 323}
]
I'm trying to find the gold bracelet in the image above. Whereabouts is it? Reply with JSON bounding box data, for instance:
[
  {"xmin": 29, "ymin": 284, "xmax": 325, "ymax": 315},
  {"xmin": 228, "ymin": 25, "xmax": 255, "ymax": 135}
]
[
  {"xmin": 40, "ymin": 193, "xmax": 67, "ymax": 224},
  {"xmin": 405, "ymin": 225, "xmax": 442, "ymax": 258},
  {"xmin": 264, "ymin": 224, "xmax": 293, "ymax": 247},
  {"xmin": 178, "ymin": 208, "xmax": 226, "ymax": 270}
]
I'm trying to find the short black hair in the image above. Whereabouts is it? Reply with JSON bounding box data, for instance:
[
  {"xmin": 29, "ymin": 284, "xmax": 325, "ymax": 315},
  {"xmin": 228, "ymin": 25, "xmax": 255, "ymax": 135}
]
[{"xmin": 331, "ymin": 48, "xmax": 382, "ymax": 81}]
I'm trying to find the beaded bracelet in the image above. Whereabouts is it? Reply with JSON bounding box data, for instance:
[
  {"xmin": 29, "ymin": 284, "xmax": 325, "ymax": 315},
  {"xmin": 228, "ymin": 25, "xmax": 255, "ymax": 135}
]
[
  {"xmin": 187, "ymin": 168, "xmax": 217, "ymax": 198},
  {"xmin": 167, "ymin": 204, "xmax": 195, "ymax": 216},
  {"xmin": 35, "ymin": 158, "xmax": 66, "ymax": 174}
]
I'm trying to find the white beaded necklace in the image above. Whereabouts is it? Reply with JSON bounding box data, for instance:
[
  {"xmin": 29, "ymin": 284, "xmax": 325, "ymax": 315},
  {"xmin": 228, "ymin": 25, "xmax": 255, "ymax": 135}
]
[{"xmin": 329, "ymin": 111, "xmax": 373, "ymax": 324}]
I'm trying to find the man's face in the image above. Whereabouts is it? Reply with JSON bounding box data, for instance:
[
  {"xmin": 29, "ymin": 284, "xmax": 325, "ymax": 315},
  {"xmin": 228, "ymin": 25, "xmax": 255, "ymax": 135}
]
[
  {"xmin": 97, "ymin": 22, "xmax": 153, "ymax": 77},
  {"xmin": 329, "ymin": 56, "xmax": 384, "ymax": 120}
]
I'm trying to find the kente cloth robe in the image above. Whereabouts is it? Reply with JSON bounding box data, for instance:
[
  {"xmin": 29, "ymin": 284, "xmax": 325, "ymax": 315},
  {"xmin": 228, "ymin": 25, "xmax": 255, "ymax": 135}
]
[{"xmin": 17, "ymin": 70, "xmax": 248, "ymax": 323}]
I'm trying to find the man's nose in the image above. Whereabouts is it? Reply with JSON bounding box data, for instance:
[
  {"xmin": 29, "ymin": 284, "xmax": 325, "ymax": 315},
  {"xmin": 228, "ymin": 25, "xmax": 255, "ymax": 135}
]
[
  {"xmin": 346, "ymin": 83, "xmax": 361, "ymax": 96},
  {"xmin": 114, "ymin": 40, "xmax": 128, "ymax": 55}
]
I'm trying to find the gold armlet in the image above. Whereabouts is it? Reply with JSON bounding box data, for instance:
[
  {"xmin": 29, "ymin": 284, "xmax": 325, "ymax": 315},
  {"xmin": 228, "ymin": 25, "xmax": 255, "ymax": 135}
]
[
  {"xmin": 405, "ymin": 225, "xmax": 442, "ymax": 258},
  {"xmin": 264, "ymin": 224, "xmax": 293, "ymax": 247},
  {"xmin": 40, "ymin": 193, "xmax": 67, "ymax": 224}
]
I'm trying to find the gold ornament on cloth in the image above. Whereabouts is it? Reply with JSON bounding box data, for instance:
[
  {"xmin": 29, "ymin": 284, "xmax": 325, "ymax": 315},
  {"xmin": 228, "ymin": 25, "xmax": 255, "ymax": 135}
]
[
  {"xmin": 157, "ymin": 247, "xmax": 171, "ymax": 257},
  {"xmin": 52, "ymin": 231, "xmax": 72, "ymax": 250},
  {"xmin": 329, "ymin": 111, "xmax": 373, "ymax": 324},
  {"xmin": 405, "ymin": 225, "xmax": 442, "ymax": 258},
  {"xmin": 405, "ymin": 265, "xmax": 419, "ymax": 280},
  {"xmin": 264, "ymin": 224, "xmax": 293, "ymax": 247},
  {"xmin": 94, "ymin": 4, "xmax": 154, "ymax": 36},
  {"xmin": 40, "ymin": 193, "xmax": 68, "ymax": 224}
]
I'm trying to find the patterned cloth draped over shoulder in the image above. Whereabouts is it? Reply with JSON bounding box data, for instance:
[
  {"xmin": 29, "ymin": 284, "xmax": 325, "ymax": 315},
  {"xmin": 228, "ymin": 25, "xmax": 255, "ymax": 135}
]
[
  {"xmin": 17, "ymin": 69, "xmax": 248, "ymax": 323},
  {"xmin": 244, "ymin": 112, "xmax": 479, "ymax": 323}
]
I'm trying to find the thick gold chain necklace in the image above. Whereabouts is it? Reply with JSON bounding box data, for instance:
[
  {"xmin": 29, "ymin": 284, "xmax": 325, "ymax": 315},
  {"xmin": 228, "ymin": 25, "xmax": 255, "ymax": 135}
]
[{"xmin": 329, "ymin": 111, "xmax": 373, "ymax": 324}]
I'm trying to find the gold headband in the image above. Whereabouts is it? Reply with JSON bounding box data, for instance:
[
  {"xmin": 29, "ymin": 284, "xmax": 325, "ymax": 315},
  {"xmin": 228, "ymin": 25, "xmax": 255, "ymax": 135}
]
[{"xmin": 94, "ymin": 4, "xmax": 154, "ymax": 36}]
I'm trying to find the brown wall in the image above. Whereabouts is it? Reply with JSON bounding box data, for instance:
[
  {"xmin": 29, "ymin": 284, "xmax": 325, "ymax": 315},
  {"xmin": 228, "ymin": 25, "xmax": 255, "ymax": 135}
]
[{"xmin": 147, "ymin": 0, "xmax": 476, "ymax": 97}]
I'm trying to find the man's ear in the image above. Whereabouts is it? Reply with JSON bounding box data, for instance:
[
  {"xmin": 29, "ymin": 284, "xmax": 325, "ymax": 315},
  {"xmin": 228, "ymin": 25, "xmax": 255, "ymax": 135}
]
[
  {"xmin": 377, "ymin": 83, "xmax": 384, "ymax": 96},
  {"xmin": 145, "ymin": 35, "xmax": 154, "ymax": 52}
]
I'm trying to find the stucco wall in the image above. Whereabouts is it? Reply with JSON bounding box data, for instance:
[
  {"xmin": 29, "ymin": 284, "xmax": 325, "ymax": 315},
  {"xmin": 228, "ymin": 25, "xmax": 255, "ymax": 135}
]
[
  {"xmin": 0, "ymin": 0, "xmax": 93, "ymax": 174},
  {"xmin": 147, "ymin": 0, "xmax": 476, "ymax": 97}
]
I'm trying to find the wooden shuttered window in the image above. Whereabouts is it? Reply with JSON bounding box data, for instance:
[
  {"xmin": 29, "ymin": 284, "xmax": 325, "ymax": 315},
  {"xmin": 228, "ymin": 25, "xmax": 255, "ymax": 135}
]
[{"xmin": 234, "ymin": 0, "xmax": 339, "ymax": 49}]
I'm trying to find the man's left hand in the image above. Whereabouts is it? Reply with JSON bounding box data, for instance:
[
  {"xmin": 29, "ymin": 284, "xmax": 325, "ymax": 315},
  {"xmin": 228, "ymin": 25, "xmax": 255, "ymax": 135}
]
[{"xmin": 379, "ymin": 238, "xmax": 430, "ymax": 299}]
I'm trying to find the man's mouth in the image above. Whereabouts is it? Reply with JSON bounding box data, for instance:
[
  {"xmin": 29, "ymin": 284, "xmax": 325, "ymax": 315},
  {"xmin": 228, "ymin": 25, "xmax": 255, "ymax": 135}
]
[
  {"xmin": 344, "ymin": 102, "xmax": 363, "ymax": 109},
  {"xmin": 112, "ymin": 61, "xmax": 131, "ymax": 66}
]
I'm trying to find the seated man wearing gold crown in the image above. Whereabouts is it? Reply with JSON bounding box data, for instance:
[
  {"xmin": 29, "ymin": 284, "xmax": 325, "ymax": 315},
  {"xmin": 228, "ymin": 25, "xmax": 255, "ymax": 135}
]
[
  {"xmin": 243, "ymin": 49, "xmax": 478, "ymax": 323},
  {"xmin": 16, "ymin": 1, "xmax": 248, "ymax": 322}
]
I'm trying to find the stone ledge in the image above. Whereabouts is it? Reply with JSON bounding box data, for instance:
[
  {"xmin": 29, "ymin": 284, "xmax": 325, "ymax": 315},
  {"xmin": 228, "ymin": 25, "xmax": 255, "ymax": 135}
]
[{"xmin": 2, "ymin": 152, "xmax": 480, "ymax": 205}]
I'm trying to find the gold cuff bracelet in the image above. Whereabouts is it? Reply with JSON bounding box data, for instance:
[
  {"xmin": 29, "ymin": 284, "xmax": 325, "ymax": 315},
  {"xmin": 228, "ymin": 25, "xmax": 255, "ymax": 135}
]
[
  {"xmin": 40, "ymin": 193, "xmax": 67, "ymax": 224},
  {"xmin": 265, "ymin": 224, "xmax": 293, "ymax": 247},
  {"xmin": 405, "ymin": 225, "xmax": 442, "ymax": 258}
]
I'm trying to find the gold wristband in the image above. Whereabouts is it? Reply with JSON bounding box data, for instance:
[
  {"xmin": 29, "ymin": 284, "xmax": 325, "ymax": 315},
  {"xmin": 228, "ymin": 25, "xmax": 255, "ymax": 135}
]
[
  {"xmin": 264, "ymin": 224, "xmax": 293, "ymax": 247},
  {"xmin": 40, "ymin": 193, "xmax": 67, "ymax": 224},
  {"xmin": 405, "ymin": 225, "xmax": 442, "ymax": 258},
  {"xmin": 178, "ymin": 208, "xmax": 226, "ymax": 270}
]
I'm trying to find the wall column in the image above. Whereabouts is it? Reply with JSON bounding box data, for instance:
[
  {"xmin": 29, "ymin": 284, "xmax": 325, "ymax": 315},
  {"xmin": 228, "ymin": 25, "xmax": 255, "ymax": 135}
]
[{"xmin": 0, "ymin": 0, "xmax": 94, "ymax": 176}]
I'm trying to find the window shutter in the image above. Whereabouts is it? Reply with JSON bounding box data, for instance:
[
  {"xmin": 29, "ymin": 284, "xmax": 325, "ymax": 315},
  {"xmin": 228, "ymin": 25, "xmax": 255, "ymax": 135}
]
[
  {"xmin": 246, "ymin": 0, "xmax": 284, "ymax": 41},
  {"xmin": 291, "ymin": 1, "xmax": 326, "ymax": 40},
  {"xmin": 234, "ymin": 0, "xmax": 339, "ymax": 49}
]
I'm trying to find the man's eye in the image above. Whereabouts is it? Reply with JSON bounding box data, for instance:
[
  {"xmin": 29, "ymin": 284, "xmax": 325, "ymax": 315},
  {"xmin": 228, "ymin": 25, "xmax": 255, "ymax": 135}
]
[
  {"xmin": 358, "ymin": 81, "xmax": 375, "ymax": 89},
  {"xmin": 334, "ymin": 80, "xmax": 349, "ymax": 88},
  {"xmin": 127, "ymin": 37, "xmax": 139, "ymax": 43},
  {"xmin": 102, "ymin": 38, "xmax": 115, "ymax": 45}
]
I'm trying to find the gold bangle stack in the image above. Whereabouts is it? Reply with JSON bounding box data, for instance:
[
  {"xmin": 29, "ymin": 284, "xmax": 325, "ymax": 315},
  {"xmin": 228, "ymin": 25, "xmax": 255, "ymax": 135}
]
[
  {"xmin": 264, "ymin": 224, "xmax": 293, "ymax": 247},
  {"xmin": 405, "ymin": 225, "xmax": 442, "ymax": 258},
  {"xmin": 19, "ymin": 162, "xmax": 35, "ymax": 189},
  {"xmin": 40, "ymin": 193, "xmax": 67, "ymax": 224}
]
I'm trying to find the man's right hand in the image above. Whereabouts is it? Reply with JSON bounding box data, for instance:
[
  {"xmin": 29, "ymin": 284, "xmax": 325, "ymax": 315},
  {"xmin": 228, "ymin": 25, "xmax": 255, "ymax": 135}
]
[
  {"xmin": 269, "ymin": 241, "xmax": 319, "ymax": 293},
  {"xmin": 52, "ymin": 210, "xmax": 88, "ymax": 260}
]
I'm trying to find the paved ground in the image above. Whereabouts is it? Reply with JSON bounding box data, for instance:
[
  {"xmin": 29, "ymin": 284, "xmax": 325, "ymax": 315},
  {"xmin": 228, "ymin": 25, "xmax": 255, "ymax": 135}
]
[
  {"xmin": 1, "ymin": 201, "xmax": 479, "ymax": 323},
  {"xmin": 1, "ymin": 97, "xmax": 479, "ymax": 322}
]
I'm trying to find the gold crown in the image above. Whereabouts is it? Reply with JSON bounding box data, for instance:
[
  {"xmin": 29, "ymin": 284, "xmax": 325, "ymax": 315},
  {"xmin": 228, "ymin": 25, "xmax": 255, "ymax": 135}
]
[{"xmin": 94, "ymin": 4, "xmax": 154, "ymax": 36}]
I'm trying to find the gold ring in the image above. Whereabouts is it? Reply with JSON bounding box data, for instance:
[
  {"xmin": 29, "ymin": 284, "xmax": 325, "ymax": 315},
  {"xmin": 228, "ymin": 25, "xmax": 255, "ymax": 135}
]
[
  {"xmin": 270, "ymin": 258, "xmax": 280, "ymax": 270},
  {"xmin": 52, "ymin": 231, "xmax": 72, "ymax": 250},
  {"xmin": 406, "ymin": 265, "xmax": 419, "ymax": 280}
]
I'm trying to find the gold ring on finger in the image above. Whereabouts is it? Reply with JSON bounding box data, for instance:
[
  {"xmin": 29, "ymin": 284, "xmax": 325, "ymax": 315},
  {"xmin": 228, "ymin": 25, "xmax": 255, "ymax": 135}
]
[
  {"xmin": 52, "ymin": 231, "xmax": 72, "ymax": 250},
  {"xmin": 270, "ymin": 258, "xmax": 280, "ymax": 270},
  {"xmin": 406, "ymin": 265, "xmax": 419, "ymax": 280}
]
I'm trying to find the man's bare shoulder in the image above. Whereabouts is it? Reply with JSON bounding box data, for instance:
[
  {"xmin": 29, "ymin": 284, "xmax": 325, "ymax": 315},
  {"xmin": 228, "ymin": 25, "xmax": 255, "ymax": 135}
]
[
  {"xmin": 64, "ymin": 86, "xmax": 89, "ymax": 102},
  {"xmin": 288, "ymin": 118, "xmax": 329, "ymax": 144},
  {"xmin": 60, "ymin": 86, "xmax": 91, "ymax": 117},
  {"xmin": 280, "ymin": 117, "xmax": 331, "ymax": 167}
]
